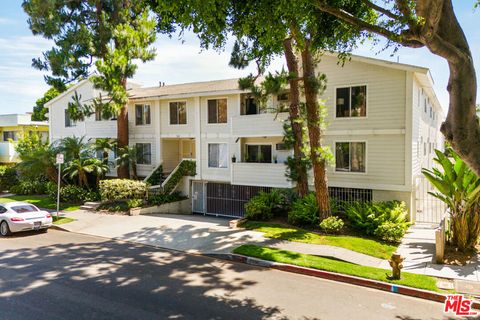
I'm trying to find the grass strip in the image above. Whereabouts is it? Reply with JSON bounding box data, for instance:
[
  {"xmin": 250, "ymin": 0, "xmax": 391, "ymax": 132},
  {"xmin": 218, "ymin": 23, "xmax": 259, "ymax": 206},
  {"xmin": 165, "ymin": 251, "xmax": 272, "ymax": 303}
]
[
  {"xmin": 234, "ymin": 244, "xmax": 439, "ymax": 292},
  {"xmin": 243, "ymin": 221, "xmax": 397, "ymax": 260}
]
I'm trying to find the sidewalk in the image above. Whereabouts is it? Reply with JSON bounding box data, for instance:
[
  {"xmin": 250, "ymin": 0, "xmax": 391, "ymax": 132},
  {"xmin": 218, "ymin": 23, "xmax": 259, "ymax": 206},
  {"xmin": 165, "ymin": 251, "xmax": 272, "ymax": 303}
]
[{"xmin": 392, "ymin": 224, "xmax": 480, "ymax": 282}]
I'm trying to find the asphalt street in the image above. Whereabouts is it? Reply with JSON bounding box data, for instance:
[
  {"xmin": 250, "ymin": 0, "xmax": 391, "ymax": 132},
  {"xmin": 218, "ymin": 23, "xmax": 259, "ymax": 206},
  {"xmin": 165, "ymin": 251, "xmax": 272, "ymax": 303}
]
[{"xmin": 0, "ymin": 229, "xmax": 450, "ymax": 319}]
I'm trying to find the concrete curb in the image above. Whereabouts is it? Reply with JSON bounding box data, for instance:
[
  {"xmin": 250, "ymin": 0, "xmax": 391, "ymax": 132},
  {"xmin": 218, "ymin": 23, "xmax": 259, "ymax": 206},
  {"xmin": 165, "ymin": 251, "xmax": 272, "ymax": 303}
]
[{"xmin": 209, "ymin": 253, "xmax": 479, "ymax": 309}]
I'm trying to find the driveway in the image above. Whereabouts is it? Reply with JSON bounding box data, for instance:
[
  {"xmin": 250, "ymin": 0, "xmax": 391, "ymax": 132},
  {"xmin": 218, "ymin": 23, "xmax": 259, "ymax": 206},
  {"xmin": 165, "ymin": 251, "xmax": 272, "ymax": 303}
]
[{"xmin": 59, "ymin": 210, "xmax": 267, "ymax": 254}]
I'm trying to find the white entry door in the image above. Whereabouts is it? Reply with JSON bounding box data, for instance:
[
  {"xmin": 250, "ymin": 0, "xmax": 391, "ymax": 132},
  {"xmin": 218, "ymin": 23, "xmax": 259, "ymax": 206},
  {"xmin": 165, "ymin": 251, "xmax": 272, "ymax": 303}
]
[{"xmin": 191, "ymin": 181, "xmax": 205, "ymax": 213}]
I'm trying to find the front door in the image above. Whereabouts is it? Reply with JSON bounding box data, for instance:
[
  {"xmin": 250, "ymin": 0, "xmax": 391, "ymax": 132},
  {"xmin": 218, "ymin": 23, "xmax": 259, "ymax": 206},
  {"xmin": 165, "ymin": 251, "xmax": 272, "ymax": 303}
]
[{"xmin": 192, "ymin": 181, "xmax": 205, "ymax": 213}]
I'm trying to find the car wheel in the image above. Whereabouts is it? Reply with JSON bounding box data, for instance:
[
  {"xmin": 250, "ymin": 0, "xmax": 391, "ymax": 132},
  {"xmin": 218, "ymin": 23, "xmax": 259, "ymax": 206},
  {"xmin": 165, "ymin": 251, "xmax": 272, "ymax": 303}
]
[
  {"xmin": 40, "ymin": 228, "xmax": 48, "ymax": 233},
  {"xmin": 0, "ymin": 221, "xmax": 11, "ymax": 236}
]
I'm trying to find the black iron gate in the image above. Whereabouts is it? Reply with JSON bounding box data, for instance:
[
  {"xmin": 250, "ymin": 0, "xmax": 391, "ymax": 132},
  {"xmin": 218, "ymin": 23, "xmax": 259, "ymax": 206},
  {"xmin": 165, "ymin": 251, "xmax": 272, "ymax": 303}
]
[{"xmin": 206, "ymin": 183, "xmax": 271, "ymax": 218}]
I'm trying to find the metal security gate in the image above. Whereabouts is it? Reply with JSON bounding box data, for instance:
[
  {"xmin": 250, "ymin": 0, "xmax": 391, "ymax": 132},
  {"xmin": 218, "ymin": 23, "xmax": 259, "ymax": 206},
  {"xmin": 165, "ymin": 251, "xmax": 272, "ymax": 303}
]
[
  {"xmin": 191, "ymin": 181, "xmax": 205, "ymax": 213},
  {"xmin": 415, "ymin": 176, "xmax": 447, "ymax": 224},
  {"xmin": 206, "ymin": 183, "xmax": 271, "ymax": 218}
]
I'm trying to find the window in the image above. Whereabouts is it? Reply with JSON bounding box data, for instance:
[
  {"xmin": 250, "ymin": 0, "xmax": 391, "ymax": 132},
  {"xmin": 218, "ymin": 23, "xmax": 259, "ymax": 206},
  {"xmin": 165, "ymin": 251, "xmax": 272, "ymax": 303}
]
[
  {"xmin": 241, "ymin": 95, "xmax": 259, "ymax": 115},
  {"xmin": 3, "ymin": 131, "xmax": 17, "ymax": 141},
  {"xmin": 135, "ymin": 104, "xmax": 151, "ymax": 125},
  {"xmin": 65, "ymin": 110, "xmax": 76, "ymax": 127},
  {"xmin": 136, "ymin": 143, "xmax": 151, "ymax": 165},
  {"xmin": 208, "ymin": 143, "xmax": 228, "ymax": 168},
  {"xmin": 335, "ymin": 142, "xmax": 366, "ymax": 173},
  {"xmin": 246, "ymin": 145, "xmax": 272, "ymax": 163},
  {"xmin": 12, "ymin": 205, "xmax": 39, "ymax": 213},
  {"xmin": 276, "ymin": 143, "xmax": 289, "ymax": 151},
  {"xmin": 429, "ymin": 106, "xmax": 432, "ymax": 118},
  {"xmin": 169, "ymin": 101, "xmax": 187, "ymax": 125},
  {"xmin": 336, "ymin": 86, "xmax": 367, "ymax": 118},
  {"xmin": 208, "ymin": 99, "xmax": 227, "ymax": 123},
  {"xmin": 0, "ymin": 206, "xmax": 6, "ymax": 214}
]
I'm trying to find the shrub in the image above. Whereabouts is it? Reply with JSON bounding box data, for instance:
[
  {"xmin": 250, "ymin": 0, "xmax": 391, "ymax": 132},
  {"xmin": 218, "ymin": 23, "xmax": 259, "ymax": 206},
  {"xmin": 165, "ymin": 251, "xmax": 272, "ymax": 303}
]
[
  {"xmin": 146, "ymin": 165, "xmax": 164, "ymax": 185},
  {"xmin": 288, "ymin": 193, "xmax": 319, "ymax": 226},
  {"xmin": 99, "ymin": 179, "xmax": 147, "ymax": 201},
  {"xmin": 127, "ymin": 198, "xmax": 144, "ymax": 209},
  {"xmin": 245, "ymin": 189, "xmax": 295, "ymax": 221},
  {"xmin": 148, "ymin": 191, "xmax": 187, "ymax": 206},
  {"xmin": 0, "ymin": 165, "xmax": 18, "ymax": 191},
  {"xmin": 320, "ymin": 216, "xmax": 344, "ymax": 234},
  {"xmin": 344, "ymin": 200, "xmax": 410, "ymax": 236},
  {"xmin": 97, "ymin": 201, "xmax": 129, "ymax": 212},
  {"xmin": 374, "ymin": 221, "xmax": 406, "ymax": 243},
  {"xmin": 10, "ymin": 179, "xmax": 47, "ymax": 195},
  {"xmin": 47, "ymin": 184, "xmax": 99, "ymax": 203},
  {"xmin": 163, "ymin": 160, "xmax": 196, "ymax": 194}
]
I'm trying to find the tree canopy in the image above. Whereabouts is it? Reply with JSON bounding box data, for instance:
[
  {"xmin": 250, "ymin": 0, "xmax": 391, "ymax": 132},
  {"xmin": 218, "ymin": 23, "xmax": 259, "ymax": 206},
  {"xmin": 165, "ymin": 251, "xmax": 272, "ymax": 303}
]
[{"xmin": 32, "ymin": 87, "xmax": 60, "ymax": 121}]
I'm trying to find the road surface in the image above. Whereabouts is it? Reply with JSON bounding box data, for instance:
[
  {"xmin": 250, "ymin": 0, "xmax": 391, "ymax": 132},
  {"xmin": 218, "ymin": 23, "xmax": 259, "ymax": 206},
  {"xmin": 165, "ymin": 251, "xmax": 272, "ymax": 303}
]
[{"xmin": 0, "ymin": 229, "xmax": 448, "ymax": 319}]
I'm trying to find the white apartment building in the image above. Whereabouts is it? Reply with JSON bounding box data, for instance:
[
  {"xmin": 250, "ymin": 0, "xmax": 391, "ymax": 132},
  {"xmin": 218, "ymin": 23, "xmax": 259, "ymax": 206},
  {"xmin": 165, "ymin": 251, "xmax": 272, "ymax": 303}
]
[{"xmin": 46, "ymin": 54, "xmax": 444, "ymax": 221}]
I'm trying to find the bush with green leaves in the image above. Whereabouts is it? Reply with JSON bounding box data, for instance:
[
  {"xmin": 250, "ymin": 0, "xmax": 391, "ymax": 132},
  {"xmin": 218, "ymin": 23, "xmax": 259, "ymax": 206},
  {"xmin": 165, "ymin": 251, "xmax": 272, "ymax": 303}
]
[
  {"xmin": 319, "ymin": 216, "xmax": 344, "ymax": 234},
  {"xmin": 344, "ymin": 200, "xmax": 410, "ymax": 236},
  {"xmin": 245, "ymin": 189, "xmax": 296, "ymax": 221},
  {"xmin": 46, "ymin": 184, "xmax": 99, "ymax": 203},
  {"xmin": 288, "ymin": 193, "xmax": 319, "ymax": 226},
  {"xmin": 163, "ymin": 160, "xmax": 196, "ymax": 194},
  {"xmin": 127, "ymin": 198, "xmax": 144, "ymax": 209},
  {"xmin": 148, "ymin": 191, "xmax": 187, "ymax": 206},
  {"xmin": 10, "ymin": 179, "xmax": 47, "ymax": 195},
  {"xmin": 374, "ymin": 221, "xmax": 406, "ymax": 243},
  {"xmin": 0, "ymin": 165, "xmax": 18, "ymax": 192},
  {"xmin": 146, "ymin": 165, "xmax": 164, "ymax": 185},
  {"xmin": 99, "ymin": 179, "xmax": 147, "ymax": 201}
]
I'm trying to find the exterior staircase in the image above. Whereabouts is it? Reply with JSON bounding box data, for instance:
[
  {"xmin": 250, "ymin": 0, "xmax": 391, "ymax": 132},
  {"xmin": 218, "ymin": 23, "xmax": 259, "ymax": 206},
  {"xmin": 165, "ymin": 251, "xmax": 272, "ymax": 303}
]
[{"xmin": 80, "ymin": 201, "xmax": 101, "ymax": 211}]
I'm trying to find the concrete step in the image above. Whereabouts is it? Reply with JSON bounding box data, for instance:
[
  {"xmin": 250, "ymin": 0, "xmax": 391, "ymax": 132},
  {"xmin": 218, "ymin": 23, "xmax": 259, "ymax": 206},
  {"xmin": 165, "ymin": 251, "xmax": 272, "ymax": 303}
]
[
  {"xmin": 81, "ymin": 202, "xmax": 101, "ymax": 211},
  {"xmin": 84, "ymin": 201, "xmax": 101, "ymax": 206}
]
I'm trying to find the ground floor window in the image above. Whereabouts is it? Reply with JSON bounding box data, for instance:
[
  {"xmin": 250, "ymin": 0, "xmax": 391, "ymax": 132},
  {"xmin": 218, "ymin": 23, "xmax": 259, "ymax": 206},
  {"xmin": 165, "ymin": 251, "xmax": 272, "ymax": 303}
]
[
  {"xmin": 136, "ymin": 143, "xmax": 151, "ymax": 165},
  {"xmin": 208, "ymin": 143, "xmax": 228, "ymax": 168},
  {"xmin": 3, "ymin": 131, "xmax": 17, "ymax": 141},
  {"xmin": 335, "ymin": 142, "xmax": 366, "ymax": 173},
  {"xmin": 245, "ymin": 144, "xmax": 272, "ymax": 163}
]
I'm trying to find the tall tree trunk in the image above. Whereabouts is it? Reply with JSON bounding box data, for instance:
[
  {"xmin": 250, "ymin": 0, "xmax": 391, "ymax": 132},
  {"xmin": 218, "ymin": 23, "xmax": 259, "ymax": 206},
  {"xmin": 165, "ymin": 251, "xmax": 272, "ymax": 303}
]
[
  {"xmin": 117, "ymin": 78, "xmax": 130, "ymax": 178},
  {"xmin": 283, "ymin": 38, "xmax": 309, "ymax": 197},
  {"xmin": 418, "ymin": 0, "xmax": 480, "ymax": 176},
  {"xmin": 301, "ymin": 43, "xmax": 330, "ymax": 220}
]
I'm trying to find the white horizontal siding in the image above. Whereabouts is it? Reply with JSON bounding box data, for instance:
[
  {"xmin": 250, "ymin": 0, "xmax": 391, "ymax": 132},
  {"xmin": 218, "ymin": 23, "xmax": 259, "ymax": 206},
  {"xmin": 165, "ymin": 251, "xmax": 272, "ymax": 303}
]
[
  {"xmin": 231, "ymin": 112, "xmax": 288, "ymax": 137},
  {"xmin": 232, "ymin": 163, "xmax": 292, "ymax": 188}
]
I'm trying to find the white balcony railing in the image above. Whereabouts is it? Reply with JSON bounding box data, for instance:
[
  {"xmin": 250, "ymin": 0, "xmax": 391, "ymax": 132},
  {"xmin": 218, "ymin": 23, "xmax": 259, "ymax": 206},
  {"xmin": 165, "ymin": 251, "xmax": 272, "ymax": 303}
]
[
  {"xmin": 231, "ymin": 112, "xmax": 288, "ymax": 137},
  {"xmin": 231, "ymin": 162, "xmax": 292, "ymax": 188}
]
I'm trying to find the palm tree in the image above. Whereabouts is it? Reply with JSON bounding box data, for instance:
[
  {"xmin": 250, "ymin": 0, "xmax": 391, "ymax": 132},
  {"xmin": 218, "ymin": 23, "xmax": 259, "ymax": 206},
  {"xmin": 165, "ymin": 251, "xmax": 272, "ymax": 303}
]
[
  {"xmin": 116, "ymin": 146, "xmax": 138, "ymax": 179},
  {"xmin": 91, "ymin": 138, "xmax": 115, "ymax": 165},
  {"xmin": 16, "ymin": 144, "xmax": 58, "ymax": 182},
  {"xmin": 63, "ymin": 158, "xmax": 110, "ymax": 187},
  {"xmin": 59, "ymin": 136, "xmax": 89, "ymax": 161}
]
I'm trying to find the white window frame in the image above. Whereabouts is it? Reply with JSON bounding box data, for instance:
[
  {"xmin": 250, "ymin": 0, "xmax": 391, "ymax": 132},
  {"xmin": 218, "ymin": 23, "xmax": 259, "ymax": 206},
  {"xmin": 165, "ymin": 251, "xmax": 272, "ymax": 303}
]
[
  {"xmin": 334, "ymin": 140, "xmax": 367, "ymax": 174},
  {"xmin": 169, "ymin": 101, "xmax": 188, "ymax": 125},
  {"xmin": 333, "ymin": 84, "xmax": 368, "ymax": 119},
  {"xmin": 135, "ymin": 143, "xmax": 152, "ymax": 165},
  {"xmin": 135, "ymin": 104, "xmax": 151, "ymax": 126},
  {"xmin": 207, "ymin": 143, "xmax": 228, "ymax": 168},
  {"xmin": 207, "ymin": 98, "xmax": 228, "ymax": 124}
]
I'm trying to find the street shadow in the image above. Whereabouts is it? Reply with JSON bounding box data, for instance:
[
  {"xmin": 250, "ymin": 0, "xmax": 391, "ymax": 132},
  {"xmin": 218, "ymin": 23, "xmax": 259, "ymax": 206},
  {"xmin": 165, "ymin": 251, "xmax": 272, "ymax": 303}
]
[{"xmin": 0, "ymin": 235, "xmax": 288, "ymax": 320}]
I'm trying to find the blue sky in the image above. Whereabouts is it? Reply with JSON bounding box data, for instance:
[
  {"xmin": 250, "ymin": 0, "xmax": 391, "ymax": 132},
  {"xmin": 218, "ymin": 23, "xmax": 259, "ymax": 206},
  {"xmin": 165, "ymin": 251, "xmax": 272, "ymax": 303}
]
[{"xmin": 0, "ymin": 0, "xmax": 478, "ymax": 115}]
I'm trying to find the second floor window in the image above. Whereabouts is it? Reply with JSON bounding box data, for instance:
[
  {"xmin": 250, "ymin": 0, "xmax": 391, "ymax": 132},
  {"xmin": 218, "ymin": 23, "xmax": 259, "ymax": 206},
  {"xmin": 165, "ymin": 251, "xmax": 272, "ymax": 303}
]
[
  {"xmin": 169, "ymin": 101, "xmax": 187, "ymax": 125},
  {"xmin": 208, "ymin": 99, "xmax": 227, "ymax": 123},
  {"xmin": 65, "ymin": 110, "xmax": 76, "ymax": 127},
  {"xmin": 3, "ymin": 131, "xmax": 17, "ymax": 141},
  {"xmin": 335, "ymin": 142, "xmax": 366, "ymax": 173},
  {"xmin": 208, "ymin": 143, "xmax": 228, "ymax": 168},
  {"xmin": 241, "ymin": 94, "xmax": 259, "ymax": 115},
  {"xmin": 336, "ymin": 86, "xmax": 367, "ymax": 118},
  {"xmin": 136, "ymin": 143, "xmax": 151, "ymax": 165},
  {"xmin": 135, "ymin": 104, "xmax": 151, "ymax": 125},
  {"xmin": 246, "ymin": 145, "xmax": 272, "ymax": 163}
]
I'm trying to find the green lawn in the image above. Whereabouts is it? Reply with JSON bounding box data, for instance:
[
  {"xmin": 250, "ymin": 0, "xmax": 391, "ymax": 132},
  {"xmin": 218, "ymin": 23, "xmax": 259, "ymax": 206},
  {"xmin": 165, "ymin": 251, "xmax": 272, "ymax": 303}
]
[
  {"xmin": 234, "ymin": 245, "xmax": 439, "ymax": 292},
  {"xmin": 52, "ymin": 216, "xmax": 76, "ymax": 225},
  {"xmin": 243, "ymin": 221, "xmax": 397, "ymax": 260},
  {"xmin": 0, "ymin": 195, "xmax": 80, "ymax": 212}
]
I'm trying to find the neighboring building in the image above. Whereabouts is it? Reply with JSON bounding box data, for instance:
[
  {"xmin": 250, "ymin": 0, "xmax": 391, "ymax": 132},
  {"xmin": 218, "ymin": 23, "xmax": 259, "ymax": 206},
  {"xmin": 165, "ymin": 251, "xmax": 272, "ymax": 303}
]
[
  {"xmin": 0, "ymin": 114, "xmax": 49, "ymax": 163},
  {"xmin": 46, "ymin": 54, "xmax": 444, "ymax": 221}
]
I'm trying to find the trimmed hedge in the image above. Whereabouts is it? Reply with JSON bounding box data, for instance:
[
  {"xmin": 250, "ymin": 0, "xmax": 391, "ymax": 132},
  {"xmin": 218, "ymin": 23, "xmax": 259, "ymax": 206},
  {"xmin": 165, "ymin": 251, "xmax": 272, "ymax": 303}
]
[
  {"xmin": 46, "ymin": 183, "xmax": 100, "ymax": 203},
  {"xmin": 163, "ymin": 160, "xmax": 196, "ymax": 194},
  {"xmin": 99, "ymin": 179, "xmax": 147, "ymax": 201},
  {"xmin": 0, "ymin": 165, "xmax": 18, "ymax": 192},
  {"xmin": 146, "ymin": 165, "xmax": 164, "ymax": 185}
]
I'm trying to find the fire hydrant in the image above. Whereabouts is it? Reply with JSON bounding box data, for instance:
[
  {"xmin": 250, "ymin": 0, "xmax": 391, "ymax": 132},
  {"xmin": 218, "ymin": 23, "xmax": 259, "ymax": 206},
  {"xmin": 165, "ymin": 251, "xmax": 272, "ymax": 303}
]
[{"xmin": 388, "ymin": 253, "xmax": 404, "ymax": 280}]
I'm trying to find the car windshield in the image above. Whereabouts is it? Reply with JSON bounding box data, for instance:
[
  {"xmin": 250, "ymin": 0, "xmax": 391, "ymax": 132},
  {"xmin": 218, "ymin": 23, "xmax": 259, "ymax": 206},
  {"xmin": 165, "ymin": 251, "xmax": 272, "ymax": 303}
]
[{"xmin": 11, "ymin": 205, "xmax": 39, "ymax": 213}]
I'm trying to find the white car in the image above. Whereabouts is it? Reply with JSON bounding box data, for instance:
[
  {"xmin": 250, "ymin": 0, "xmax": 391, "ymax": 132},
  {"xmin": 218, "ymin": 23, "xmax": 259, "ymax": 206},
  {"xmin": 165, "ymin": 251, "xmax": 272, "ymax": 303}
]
[{"xmin": 0, "ymin": 202, "xmax": 53, "ymax": 236}]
